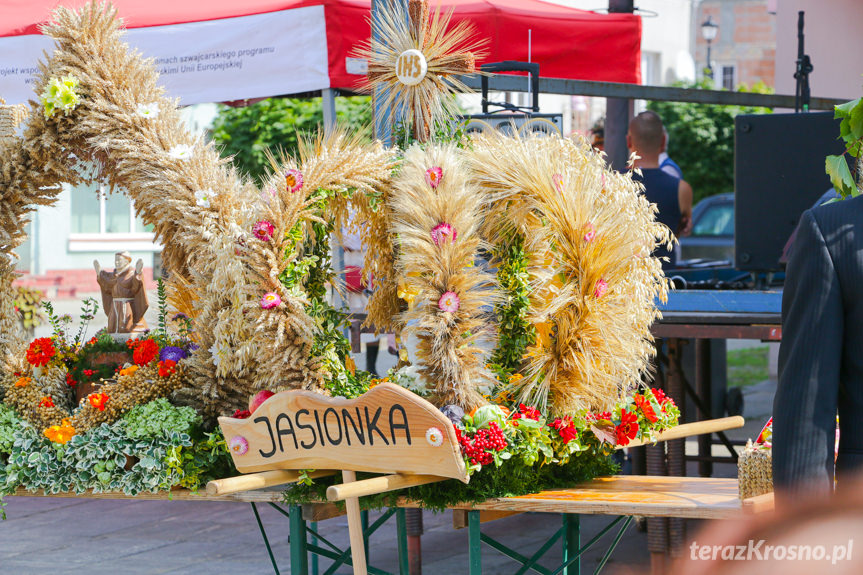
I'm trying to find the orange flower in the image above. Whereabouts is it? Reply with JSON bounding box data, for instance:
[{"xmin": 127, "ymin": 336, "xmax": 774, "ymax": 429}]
[
  {"xmin": 157, "ymin": 359, "xmax": 177, "ymax": 377},
  {"xmin": 345, "ymin": 356, "xmax": 356, "ymax": 376},
  {"xmin": 39, "ymin": 396, "xmax": 55, "ymax": 408},
  {"xmin": 14, "ymin": 376, "xmax": 31, "ymax": 387},
  {"xmin": 88, "ymin": 392, "xmax": 109, "ymax": 411},
  {"xmin": 119, "ymin": 365, "xmax": 139, "ymax": 377},
  {"xmin": 44, "ymin": 419, "xmax": 76, "ymax": 444},
  {"xmin": 26, "ymin": 337, "xmax": 56, "ymax": 367},
  {"xmin": 634, "ymin": 394, "xmax": 658, "ymax": 424}
]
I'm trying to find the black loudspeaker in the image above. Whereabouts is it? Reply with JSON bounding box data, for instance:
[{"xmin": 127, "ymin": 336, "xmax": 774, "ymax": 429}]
[{"xmin": 734, "ymin": 112, "xmax": 844, "ymax": 272}]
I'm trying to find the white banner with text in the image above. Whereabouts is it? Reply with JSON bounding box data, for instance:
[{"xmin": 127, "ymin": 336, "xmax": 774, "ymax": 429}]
[{"xmin": 0, "ymin": 6, "xmax": 330, "ymax": 106}]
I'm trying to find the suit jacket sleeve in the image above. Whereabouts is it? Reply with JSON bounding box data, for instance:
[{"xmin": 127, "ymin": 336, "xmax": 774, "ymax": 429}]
[{"xmin": 773, "ymin": 209, "xmax": 842, "ymax": 497}]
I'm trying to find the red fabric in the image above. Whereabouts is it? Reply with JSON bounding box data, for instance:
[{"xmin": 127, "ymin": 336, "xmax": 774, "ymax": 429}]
[{"xmin": 2, "ymin": 0, "xmax": 640, "ymax": 84}]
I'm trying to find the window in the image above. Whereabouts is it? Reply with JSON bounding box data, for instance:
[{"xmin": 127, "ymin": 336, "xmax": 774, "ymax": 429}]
[
  {"xmin": 70, "ymin": 183, "xmax": 153, "ymax": 235},
  {"xmin": 720, "ymin": 65, "xmax": 735, "ymax": 91},
  {"xmin": 692, "ymin": 202, "xmax": 734, "ymax": 237}
]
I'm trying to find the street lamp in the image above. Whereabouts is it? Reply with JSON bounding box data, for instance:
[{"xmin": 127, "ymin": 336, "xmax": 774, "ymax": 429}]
[{"xmin": 701, "ymin": 15, "xmax": 718, "ymax": 80}]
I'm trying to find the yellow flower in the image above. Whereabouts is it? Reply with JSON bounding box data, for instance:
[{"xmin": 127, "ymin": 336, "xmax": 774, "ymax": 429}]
[
  {"xmin": 509, "ymin": 373, "xmax": 524, "ymax": 384},
  {"xmin": 397, "ymin": 278, "xmax": 420, "ymax": 309},
  {"xmin": 398, "ymin": 348, "xmax": 409, "ymax": 362},
  {"xmin": 535, "ymin": 321, "xmax": 553, "ymax": 349}
]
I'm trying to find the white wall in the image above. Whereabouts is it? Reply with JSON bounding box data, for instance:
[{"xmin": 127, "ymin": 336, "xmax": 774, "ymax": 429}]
[{"xmin": 774, "ymin": 0, "xmax": 863, "ymax": 100}]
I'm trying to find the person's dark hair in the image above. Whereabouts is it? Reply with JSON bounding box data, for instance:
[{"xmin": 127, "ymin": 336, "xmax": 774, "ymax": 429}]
[{"xmin": 628, "ymin": 110, "xmax": 665, "ymax": 154}]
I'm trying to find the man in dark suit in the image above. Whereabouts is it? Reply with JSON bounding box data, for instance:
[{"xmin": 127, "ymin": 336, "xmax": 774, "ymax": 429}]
[{"xmin": 774, "ymin": 195, "xmax": 863, "ymax": 499}]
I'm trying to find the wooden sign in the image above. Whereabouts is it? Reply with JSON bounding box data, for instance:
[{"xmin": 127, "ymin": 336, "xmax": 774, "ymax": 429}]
[{"xmin": 218, "ymin": 383, "xmax": 468, "ymax": 482}]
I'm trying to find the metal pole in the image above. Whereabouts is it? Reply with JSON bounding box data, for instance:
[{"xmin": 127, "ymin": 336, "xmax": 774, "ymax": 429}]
[
  {"xmin": 605, "ymin": 0, "xmax": 634, "ymax": 172},
  {"xmin": 706, "ymin": 40, "xmax": 713, "ymax": 80},
  {"xmin": 322, "ymin": 88, "xmax": 337, "ymax": 132}
]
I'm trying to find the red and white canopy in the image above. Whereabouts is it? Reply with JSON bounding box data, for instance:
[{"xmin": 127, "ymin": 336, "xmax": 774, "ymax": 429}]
[{"xmin": 0, "ymin": 0, "xmax": 641, "ymax": 105}]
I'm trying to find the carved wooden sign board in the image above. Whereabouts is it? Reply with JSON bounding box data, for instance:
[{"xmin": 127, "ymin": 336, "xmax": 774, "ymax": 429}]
[{"xmin": 218, "ymin": 383, "xmax": 468, "ymax": 482}]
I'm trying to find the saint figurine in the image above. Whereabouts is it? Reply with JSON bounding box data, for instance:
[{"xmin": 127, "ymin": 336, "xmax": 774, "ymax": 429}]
[{"xmin": 94, "ymin": 251, "xmax": 148, "ymax": 334}]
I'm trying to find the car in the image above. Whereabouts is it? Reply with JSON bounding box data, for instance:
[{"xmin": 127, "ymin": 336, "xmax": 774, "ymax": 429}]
[
  {"xmin": 677, "ymin": 189, "xmax": 839, "ymax": 266},
  {"xmin": 678, "ymin": 193, "xmax": 734, "ymax": 264}
]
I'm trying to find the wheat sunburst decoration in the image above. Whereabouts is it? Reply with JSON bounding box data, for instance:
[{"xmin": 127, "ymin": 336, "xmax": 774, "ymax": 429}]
[{"xmin": 358, "ymin": 0, "xmax": 486, "ymax": 142}]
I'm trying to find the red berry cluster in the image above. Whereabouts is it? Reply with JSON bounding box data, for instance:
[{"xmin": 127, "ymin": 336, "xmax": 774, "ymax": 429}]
[
  {"xmin": 455, "ymin": 422, "xmax": 507, "ymax": 466},
  {"xmin": 65, "ymin": 372, "xmax": 77, "ymax": 388}
]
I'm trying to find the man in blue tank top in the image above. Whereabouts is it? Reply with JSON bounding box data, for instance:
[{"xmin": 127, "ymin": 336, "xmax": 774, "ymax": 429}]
[{"xmin": 627, "ymin": 111, "xmax": 693, "ymax": 269}]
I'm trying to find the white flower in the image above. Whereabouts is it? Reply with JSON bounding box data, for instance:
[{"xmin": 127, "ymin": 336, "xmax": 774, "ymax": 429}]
[
  {"xmin": 136, "ymin": 102, "xmax": 160, "ymax": 119},
  {"xmin": 194, "ymin": 189, "xmax": 214, "ymax": 208},
  {"xmin": 169, "ymin": 144, "xmax": 194, "ymax": 160},
  {"xmin": 425, "ymin": 427, "xmax": 444, "ymax": 447},
  {"xmin": 209, "ymin": 343, "xmax": 226, "ymax": 367}
]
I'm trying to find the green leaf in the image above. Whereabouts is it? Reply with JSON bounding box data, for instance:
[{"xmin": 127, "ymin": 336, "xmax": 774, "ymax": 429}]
[
  {"xmin": 826, "ymin": 155, "xmax": 857, "ymax": 198},
  {"xmin": 835, "ymin": 97, "xmax": 862, "ymax": 119}
]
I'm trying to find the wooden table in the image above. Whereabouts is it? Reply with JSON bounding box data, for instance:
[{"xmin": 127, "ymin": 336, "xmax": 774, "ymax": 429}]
[{"xmin": 12, "ymin": 475, "xmax": 773, "ymax": 575}]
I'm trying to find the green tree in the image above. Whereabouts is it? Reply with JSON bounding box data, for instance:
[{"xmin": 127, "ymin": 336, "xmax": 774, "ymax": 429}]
[
  {"xmin": 211, "ymin": 96, "xmax": 373, "ymax": 183},
  {"xmin": 647, "ymin": 80, "xmax": 772, "ymax": 203}
]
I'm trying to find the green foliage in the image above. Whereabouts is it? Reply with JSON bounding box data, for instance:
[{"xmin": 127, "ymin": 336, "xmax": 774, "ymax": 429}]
[
  {"xmin": 0, "ymin": 399, "xmax": 234, "ymax": 509},
  {"xmin": 43, "ymin": 297, "xmax": 99, "ymax": 349},
  {"xmin": 123, "ymin": 398, "xmax": 200, "ymax": 440},
  {"xmin": 826, "ymin": 97, "xmax": 863, "ymax": 199},
  {"xmin": 0, "ymin": 421, "xmax": 192, "ymax": 497},
  {"xmin": 211, "ymin": 96, "xmax": 373, "ymax": 183},
  {"xmin": 165, "ymin": 428, "xmax": 234, "ymax": 491},
  {"xmin": 0, "ymin": 404, "xmax": 21, "ymax": 454},
  {"xmin": 13, "ymin": 287, "xmax": 46, "ymax": 330},
  {"xmin": 155, "ymin": 277, "xmax": 168, "ymax": 339},
  {"xmin": 490, "ymin": 234, "xmax": 535, "ymax": 374},
  {"xmin": 647, "ymin": 80, "xmax": 773, "ymax": 202}
]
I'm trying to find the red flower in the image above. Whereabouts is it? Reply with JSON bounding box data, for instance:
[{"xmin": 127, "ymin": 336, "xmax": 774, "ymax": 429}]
[
  {"xmin": 39, "ymin": 396, "xmax": 55, "ymax": 408},
  {"xmin": 232, "ymin": 409, "xmax": 252, "ymax": 419},
  {"xmin": 651, "ymin": 388, "xmax": 676, "ymax": 412},
  {"xmin": 550, "ymin": 416, "xmax": 578, "ymax": 444},
  {"xmin": 87, "ymin": 337, "xmax": 98, "ymax": 346},
  {"xmin": 512, "ymin": 403, "xmax": 541, "ymax": 421},
  {"xmin": 158, "ymin": 359, "xmax": 177, "ymax": 377},
  {"xmin": 615, "ymin": 409, "xmax": 639, "ymax": 446},
  {"xmin": 26, "ymin": 338, "xmax": 56, "ymax": 367},
  {"xmin": 132, "ymin": 339, "xmax": 159, "ymax": 366},
  {"xmin": 634, "ymin": 394, "xmax": 658, "ymax": 424},
  {"xmin": 65, "ymin": 372, "xmax": 77, "ymax": 388},
  {"xmin": 126, "ymin": 338, "xmax": 138, "ymax": 349},
  {"xmin": 88, "ymin": 393, "xmax": 109, "ymax": 412},
  {"xmin": 587, "ymin": 411, "xmax": 612, "ymax": 422},
  {"xmin": 83, "ymin": 369, "xmax": 97, "ymax": 378}
]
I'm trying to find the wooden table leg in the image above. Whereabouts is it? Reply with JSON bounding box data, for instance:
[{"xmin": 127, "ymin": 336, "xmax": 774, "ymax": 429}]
[{"xmin": 342, "ymin": 470, "xmax": 368, "ymax": 575}]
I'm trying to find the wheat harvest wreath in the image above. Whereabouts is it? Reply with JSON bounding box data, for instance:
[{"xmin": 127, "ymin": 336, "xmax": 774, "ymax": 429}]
[{"xmin": 0, "ymin": 1, "xmax": 679, "ymax": 512}]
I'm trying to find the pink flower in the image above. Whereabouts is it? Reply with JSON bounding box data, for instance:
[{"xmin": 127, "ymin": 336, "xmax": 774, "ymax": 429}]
[
  {"xmin": 583, "ymin": 222, "xmax": 596, "ymax": 243},
  {"xmin": 253, "ymin": 220, "xmax": 275, "ymax": 242},
  {"xmin": 261, "ymin": 292, "xmax": 282, "ymax": 309},
  {"xmin": 438, "ymin": 291, "xmax": 460, "ymax": 313},
  {"xmin": 425, "ymin": 166, "xmax": 443, "ymax": 189},
  {"xmin": 229, "ymin": 435, "xmax": 249, "ymax": 455},
  {"xmin": 552, "ymin": 173, "xmax": 564, "ymax": 193},
  {"xmin": 285, "ymin": 169, "xmax": 304, "ymax": 193},
  {"xmin": 594, "ymin": 279, "xmax": 609, "ymax": 298},
  {"xmin": 430, "ymin": 222, "xmax": 457, "ymax": 246}
]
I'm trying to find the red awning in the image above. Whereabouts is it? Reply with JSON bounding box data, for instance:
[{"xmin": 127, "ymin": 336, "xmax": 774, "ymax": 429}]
[{"xmin": 0, "ymin": 1, "xmax": 640, "ymax": 104}]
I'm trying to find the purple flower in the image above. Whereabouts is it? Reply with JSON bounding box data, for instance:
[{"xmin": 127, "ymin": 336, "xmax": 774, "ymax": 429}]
[
  {"xmin": 253, "ymin": 220, "xmax": 275, "ymax": 242},
  {"xmin": 172, "ymin": 312, "xmax": 189, "ymax": 321},
  {"xmin": 229, "ymin": 435, "xmax": 249, "ymax": 455},
  {"xmin": 438, "ymin": 291, "xmax": 460, "ymax": 313},
  {"xmin": 425, "ymin": 166, "xmax": 443, "ymax": 189},
  {"xmin": 431, "ymin": 222, "xmax": 457, "ymax": 246},
  {"xmin": 159, "ymin": 346, "xmax": 187, "ymax": 363},
  {"xmin": 261, "ymin": 292, "xmax": 282, "ymax": 309}
]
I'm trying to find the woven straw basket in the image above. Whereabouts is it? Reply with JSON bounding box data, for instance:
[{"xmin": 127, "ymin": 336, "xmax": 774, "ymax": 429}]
[{"xmin": 738, "ymin": 439, "xmax": 773, "ymax": 499}]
